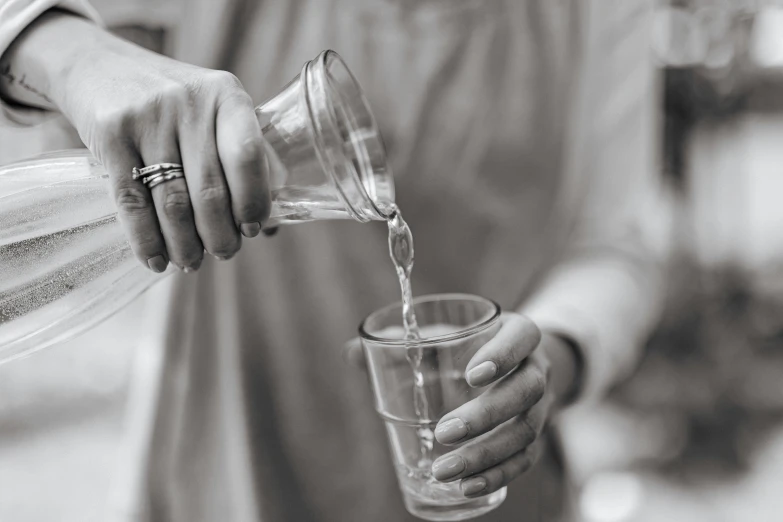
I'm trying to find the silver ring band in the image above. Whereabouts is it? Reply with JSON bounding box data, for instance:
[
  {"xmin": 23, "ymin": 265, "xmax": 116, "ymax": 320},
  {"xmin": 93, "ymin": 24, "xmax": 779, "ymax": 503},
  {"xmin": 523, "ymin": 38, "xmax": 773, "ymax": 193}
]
[
  {"xmin": 145, "ymin": 170, "xmax": 185, "ymax": 189},
  {"xmin": 141, "ymin": 168, "xmax": 183, "ymax": 183},
  {"xmin": 132, "ymin": 163, "xmax": 184, "ymax": 181}
]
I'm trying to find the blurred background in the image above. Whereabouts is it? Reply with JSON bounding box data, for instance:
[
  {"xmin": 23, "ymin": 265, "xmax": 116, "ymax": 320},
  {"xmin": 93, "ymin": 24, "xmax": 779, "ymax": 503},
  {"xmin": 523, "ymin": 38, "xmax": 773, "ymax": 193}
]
[
  {"xmin": 561, "ymin": 1, "xmax": 783, "ymax": 521},
  {"xmin": 2, "ymin": 0, "xmax": 783, "ymax": 520}
]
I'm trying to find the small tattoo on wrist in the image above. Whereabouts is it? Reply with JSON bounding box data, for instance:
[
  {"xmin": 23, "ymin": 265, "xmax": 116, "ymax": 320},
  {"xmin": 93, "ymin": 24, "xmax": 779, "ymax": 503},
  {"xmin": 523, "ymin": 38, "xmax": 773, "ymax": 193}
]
[
  {"xmin": 0, "ymin": 62, "xmax": 52, "ymax": 103},
  {"xmin": 0, "ymin": 62, "xmax": 15, "ymax": 84}
]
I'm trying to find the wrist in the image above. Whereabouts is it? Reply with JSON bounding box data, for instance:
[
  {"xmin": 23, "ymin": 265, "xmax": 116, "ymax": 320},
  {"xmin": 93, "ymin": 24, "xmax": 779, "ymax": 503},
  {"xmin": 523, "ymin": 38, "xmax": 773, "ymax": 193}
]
[
  {"xmin": 0, "ymin": 9, "xmax": 108, "ymax": 112},
  {"xmin": 541, "ymin": 331, "xmax": 583, "ymax": 409}
]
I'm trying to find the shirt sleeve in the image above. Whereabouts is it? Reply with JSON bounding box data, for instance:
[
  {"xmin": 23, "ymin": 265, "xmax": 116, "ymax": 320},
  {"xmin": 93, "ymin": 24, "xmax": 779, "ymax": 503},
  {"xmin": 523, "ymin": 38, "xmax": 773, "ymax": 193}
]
[
  {"xmin": 520, "ymin": 0, "xmax": 672, "ymax": 402},
  {"xmin": 0, "ymin": 0, "xmax": 102, "ymax": 127}
]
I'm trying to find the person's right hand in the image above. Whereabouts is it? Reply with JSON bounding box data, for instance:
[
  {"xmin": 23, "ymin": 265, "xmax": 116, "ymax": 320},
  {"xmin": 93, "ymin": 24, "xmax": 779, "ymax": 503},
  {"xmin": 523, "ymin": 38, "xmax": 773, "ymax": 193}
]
[{"xmin": 7, "ymin": 12, "xmax": 271, "ymax": 273}]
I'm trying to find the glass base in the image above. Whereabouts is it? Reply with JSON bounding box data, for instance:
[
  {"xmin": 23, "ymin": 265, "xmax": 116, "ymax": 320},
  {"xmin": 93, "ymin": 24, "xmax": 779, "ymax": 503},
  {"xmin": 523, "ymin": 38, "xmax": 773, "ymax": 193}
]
[{"xmin": 403, "ymin": 487, "xmax": 507, "ymax": 521}]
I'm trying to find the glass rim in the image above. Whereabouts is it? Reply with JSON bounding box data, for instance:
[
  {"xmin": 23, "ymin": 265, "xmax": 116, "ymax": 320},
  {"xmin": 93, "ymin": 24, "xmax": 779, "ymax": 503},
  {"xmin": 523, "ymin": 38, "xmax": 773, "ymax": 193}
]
[{"xmin": 358, "ymin": 293, "xmax": 502, "ymax": 347}]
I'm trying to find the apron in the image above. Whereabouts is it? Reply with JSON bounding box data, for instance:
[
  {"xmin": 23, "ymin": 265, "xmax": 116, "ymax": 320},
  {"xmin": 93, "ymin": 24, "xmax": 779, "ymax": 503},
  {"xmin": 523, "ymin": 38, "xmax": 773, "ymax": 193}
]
[{"xmin": 112, "ymin": 1, "xmax": 591, "ymax": 520}]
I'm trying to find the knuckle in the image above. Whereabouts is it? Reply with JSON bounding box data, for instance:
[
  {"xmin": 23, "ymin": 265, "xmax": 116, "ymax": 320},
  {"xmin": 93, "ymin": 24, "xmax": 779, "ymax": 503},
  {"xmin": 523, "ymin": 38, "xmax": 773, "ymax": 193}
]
[
  {"xmin": 232, "ymin": 137, "xmax": 264, "ymax": 172},
  {"xmin": 512, "ymin": 314, "xmax": 542, "ymax": 350},
  {"xmin": 521, "ymin": 315, "xmax": 542, "ymax": 344},
  {"xmin": 496, "ymin": 350, "xmax": 518, "ymax": 373},
  {"xmin": 95, "ymin": 86, "xmax": 178, "ymax": 141},
  {"xmin": 510, "ymin": 447, "xmax": 534, "ymax": 478},
  {"xmin": 516, "ymin": 365, "xmax": 546, "ymax": 406},
  {"xmin": 234, "ymin": 196, "xmax": 266, "ymax": 222},
  {"xmin": 472, "ymin": 444, "xmax": 494, "ymax": 468},
  {"xmin": 479, "ymin": 476, "xmax": 497, "ymax": 494},
  {"xmin": 517, "ymin": 416, "xmax": 538, "ymax": 447},
  {"xmin": 479, "ymin": 401, "xmax": 501, "ymax": 429},
  {"xmin": 495, "ymin": 465, "xmax": 508, "ymax": 487},
  {"xmin": 198, "ymin": 184, "xmax": 230, "ymax": 206},
  {"xmin": 527, "ymin": 369, "xmax": 547, "ymax": 403},
  {"xmin": 216, "ymin": 78, "xmax": 255, "ymax": 113},
  {"xmin": 484, "ymin": 468, "xmax": 503, "ymax": 490},
  {"xmin": 129, "ymin": 231, "xmax": 163, "ymax": 259},
  {"xmin": 135, "ymin": 237, "xmax": 161, "ymax": 255},
  {"xmin": 235, "ymin": 202, "xmax": 263, "ymax": 222},
  {"xmin": 210, "ymin": 70, "xmax": 244, "ymax": 91},
  {"xmin": 517, "ymin": 453, "xmax": 533, "ymax": 474},
  {"xmin": 162, "ymin": 190, "xmax": 193, "ymax": 222},
  {"xmin": 115, "ymin": 186, "xmax": 151, "ymax": 214},
  {"xmin": 94, "ymin": 108, "xmax": 135, "ymax": 139},
  {"xmin": 158, "ymin": 80, "xmax": 191, "ymax": 105},
  {"xmin": 182, "ymin": 75, "xmax": 208, "ymax": 101}
]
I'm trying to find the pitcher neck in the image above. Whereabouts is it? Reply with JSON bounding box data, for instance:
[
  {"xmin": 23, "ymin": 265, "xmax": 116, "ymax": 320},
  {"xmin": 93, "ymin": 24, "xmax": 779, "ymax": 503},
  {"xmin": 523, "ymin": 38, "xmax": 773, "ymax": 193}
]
[{"xmin": 302, "ymin": 51, "xmax": 395, "ymax": 222}]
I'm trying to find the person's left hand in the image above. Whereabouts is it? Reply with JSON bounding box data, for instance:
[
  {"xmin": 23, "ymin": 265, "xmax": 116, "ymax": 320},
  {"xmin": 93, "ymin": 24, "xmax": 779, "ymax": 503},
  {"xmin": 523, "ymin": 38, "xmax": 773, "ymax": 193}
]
[
  {"xmin": 427, "ymin": 313, "xmax": 556, "ymax": 497},
  {"xmin": 343, "ymin": 312, "xmax": 577, "ymax": 498}
]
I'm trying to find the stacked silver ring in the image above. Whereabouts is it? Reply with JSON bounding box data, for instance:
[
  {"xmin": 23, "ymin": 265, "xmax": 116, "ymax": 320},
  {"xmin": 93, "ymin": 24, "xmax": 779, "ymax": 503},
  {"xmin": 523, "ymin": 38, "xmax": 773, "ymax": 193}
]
[{"xmin": 132, "ymin": 163, "xmax": 185, "ymax": 189}]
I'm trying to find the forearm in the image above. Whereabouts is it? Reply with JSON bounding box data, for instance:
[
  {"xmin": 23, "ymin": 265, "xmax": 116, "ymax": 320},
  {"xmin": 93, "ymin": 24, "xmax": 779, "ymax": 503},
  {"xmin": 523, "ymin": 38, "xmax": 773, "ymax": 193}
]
[
  {"xmin": 0, "ymin": 8, "xmax": 107, "ymax": 111},
  {"xmin": 522, "ymin": 254, "xmax": 665, "ymax": 402}
]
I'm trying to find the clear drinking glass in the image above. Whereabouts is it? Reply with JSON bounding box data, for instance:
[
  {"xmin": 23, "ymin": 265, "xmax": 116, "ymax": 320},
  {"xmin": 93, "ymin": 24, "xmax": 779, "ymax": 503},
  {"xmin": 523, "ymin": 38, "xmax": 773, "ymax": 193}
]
[
  {"xmin": 0, "ymin": 50, "xmax": 394, "ymax": 363},
  {"xmin": 359, "ymin": 294, "xmax": 507, "ymax": 521}
]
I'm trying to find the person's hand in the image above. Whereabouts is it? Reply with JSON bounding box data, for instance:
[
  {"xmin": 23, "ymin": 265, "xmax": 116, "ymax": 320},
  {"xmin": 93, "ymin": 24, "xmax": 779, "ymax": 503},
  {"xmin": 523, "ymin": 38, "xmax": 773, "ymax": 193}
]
[
  {"xmin": 63, "ymin": 20, "xmax": 271, "ymax": 272},
  {"xmin": 343, "ymin": 312, "xmax": 579, "ymax": 497},
  {"xmin": 1, "ymin": 11, "xmax": 271, "ymax": 272},
  {"xmin": 429, "ymin": 314, "xmax": 565, "ymax": 497}
]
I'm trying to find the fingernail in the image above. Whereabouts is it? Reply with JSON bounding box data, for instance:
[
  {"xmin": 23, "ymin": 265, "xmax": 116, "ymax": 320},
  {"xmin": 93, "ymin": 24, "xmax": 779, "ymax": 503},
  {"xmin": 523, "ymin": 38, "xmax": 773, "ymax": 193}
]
[
  {"xmin": 466, "ymin": 361, "xmax": 498, "ymax": 387},
  {"xmin": 262, "ymin": 227, "xmax": 278, "ymax": 237},
  {"xmin": 183, "ymin": 266, "xmax": 193, "ymax": 274},
  {"xmin": 147, "ymin": 255, "xmax": 168, "ymax": 273},
  {"xmin": 214, "ymin": 254, "xmax": 233, "ymax": 261},
  {"xmin": 435, "ymin": 418, "xmax": 468, "ymax": 444},
  {"xmin": 241, "ymin": 222, "xmax": 261, "ymax": 238},
  {"xmin": 461, "ymin": 477, "xmax": 487, "ymax": 497},
  {"xmin": 431, "ymin": 455, "xmax": 466, "ymax": 481}
]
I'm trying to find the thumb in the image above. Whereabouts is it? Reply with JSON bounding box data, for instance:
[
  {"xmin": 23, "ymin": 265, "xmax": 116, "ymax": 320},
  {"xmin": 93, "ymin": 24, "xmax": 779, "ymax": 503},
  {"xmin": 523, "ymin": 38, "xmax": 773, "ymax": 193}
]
[{"xmin": 342, "ymin": 337, "xmax": 367, "ymax": 370}]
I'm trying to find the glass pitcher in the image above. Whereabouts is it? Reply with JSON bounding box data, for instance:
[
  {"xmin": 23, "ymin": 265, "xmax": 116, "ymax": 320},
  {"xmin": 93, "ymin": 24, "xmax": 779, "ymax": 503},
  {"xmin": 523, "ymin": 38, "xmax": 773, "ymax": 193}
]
[{"xmin": 0, "ymin": 50, "xmax": 395, "ymax": 363}]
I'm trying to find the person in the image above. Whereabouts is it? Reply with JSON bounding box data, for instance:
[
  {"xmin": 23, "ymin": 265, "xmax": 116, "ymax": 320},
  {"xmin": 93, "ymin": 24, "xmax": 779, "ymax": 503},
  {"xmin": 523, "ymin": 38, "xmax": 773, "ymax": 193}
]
[{"xmin": 0, "ymin": 0, "xmax": 670, "ymax": 521}]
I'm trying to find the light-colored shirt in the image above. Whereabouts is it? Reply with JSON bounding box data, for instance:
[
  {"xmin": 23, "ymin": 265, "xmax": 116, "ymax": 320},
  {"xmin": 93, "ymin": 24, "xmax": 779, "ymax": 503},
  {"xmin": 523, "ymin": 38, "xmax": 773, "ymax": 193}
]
[{"xmin": 0, "ymin": 1, "xmax": 671, "ymax": 520}]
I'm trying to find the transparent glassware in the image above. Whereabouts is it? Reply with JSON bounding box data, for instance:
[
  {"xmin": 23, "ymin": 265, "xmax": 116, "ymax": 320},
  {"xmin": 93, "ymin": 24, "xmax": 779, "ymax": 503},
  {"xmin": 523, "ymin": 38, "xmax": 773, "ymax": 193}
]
[
  {"xmin": 359, "ymin": 294, "xmax": 506, "ymax": 522},
  {"xmin": 0, "ymin": 50, "xmax": 394, "ymax": 363}
]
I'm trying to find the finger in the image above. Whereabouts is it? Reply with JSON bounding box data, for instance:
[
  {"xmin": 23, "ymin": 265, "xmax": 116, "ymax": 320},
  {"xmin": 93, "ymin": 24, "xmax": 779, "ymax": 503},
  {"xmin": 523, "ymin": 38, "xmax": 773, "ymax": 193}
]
[
  {"xmin": 215, "ymin": 90, "xmax": 271, "ymax": 237},
  {"xmin": 431, "ymin": 403, "xmax": 547, "ymax": 482},
  {"xmin": 434, "ymin": 354, "xmax": 547, "ymax": 444},
  {"xmin": 459, "ymin": 437, "xmax": 545, "ymax": 497},
  {"xmin": 179, "ymin": 108, "xmax": 241, "ymax": 260},
  {"xmin": 342, "ymin": 337, "xmax": 366, "ymax": 369},
  {"xmin": 141, "ymin": 139, "xmax": 204, "ymax": 272},
  {"xmin": 465, "ymin": 312, "xmax": 541, "ymax": 387},
  {"xmin": 104, "ymin": 140, "xmax": 169, "ymax": 272}
]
